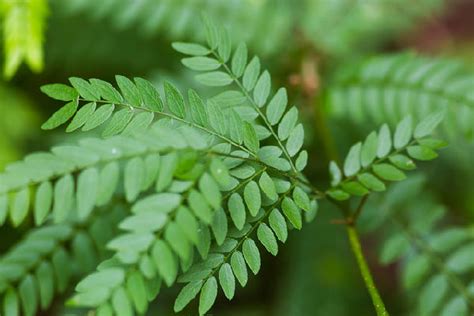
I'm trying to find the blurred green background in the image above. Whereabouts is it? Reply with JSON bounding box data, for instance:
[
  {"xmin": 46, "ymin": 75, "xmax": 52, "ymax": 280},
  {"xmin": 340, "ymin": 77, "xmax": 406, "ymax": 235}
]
[{"xmin": 0, "ymin": 0, "xmax": 473, "ymax": 315}]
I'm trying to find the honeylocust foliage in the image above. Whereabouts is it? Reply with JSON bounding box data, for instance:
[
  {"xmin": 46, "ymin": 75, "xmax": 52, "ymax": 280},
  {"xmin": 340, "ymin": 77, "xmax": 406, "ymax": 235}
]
[
  {"xmin": 326, "ymin": 53, "xmax": 474, "ymax": 141},
  {"xmin": 0, "ymin": 16, "xmax": 466, "ymax": 316},
  {"xmin": 327, "ymin": 112, "xmax": 446, "ymax": 200},
  {"xmin": 364, "ymin": 177, "xmax": 474, "ymax": 315}
]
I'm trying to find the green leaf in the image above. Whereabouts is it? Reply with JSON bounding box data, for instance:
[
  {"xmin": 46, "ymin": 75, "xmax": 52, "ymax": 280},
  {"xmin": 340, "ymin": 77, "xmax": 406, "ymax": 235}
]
[
  {"xmin": 253, "ymin": 71, "xmax": 271, "ymax": 107},
  {"xmin": 199, "ymin": 173, "xmax": 221, "ymax": 210},
  {"xmin": 295, "ymin": 150, "xmax": 308, "ymax": 171},
  {"xmin": 96, "ymin": 304, "xmax": 113, "ymax": 316},
  {"xmin": 341, "ymin": 181, "xmax": 369, "ymax": 196},
  {"xmin": 134, "ymin": 77, "xmax": 163, "ymax": 111},
  {"xmin": 174, "ymin": 280, "xmax": 203, "ymax": 312},
  {"xmin": 293, "ymin": 187, "xmax": 311, "ymax": 211},
  {"xmin": 372, "ymin": 164, "xmax": 406, "ymax": 181},
  {"xmin": 102, "ymin": 108, "xmax": 134, "ymax": 137},
  {"xmin": 218, "ymin": 27, "xmax": 231, "ymax": 62},
  {"xmin": 282, "ymin": 197, "xmax": 302, "ymax": 229},
  {"xmin": 212, "ymin": 90, "xmax": 246, "ymax": 107},
  {"xmin": 69, "ymin": 77, "xmax": 100, "ymax": 100},
  {"xmin": 329, "ymin": 161, "xmax": 342, "ymax": 186},
  {"xmin": 132, "ymin": 193, "xmax": 181, "ymax": 214},
  {"xmin": 343, "ymin": 142, "xmax": 362, "ymax": 177},
  {"xmin": 72, "ymin": 233, "xmax": 97, "ymax": 272},
  {"xmin": 377, "ymin": 124, "xmax": 392, "ymax": 158},
  {"xmin": 96, "ymin": 162, "xmax": 119, "ymax": 206},
  {"xmin": 66, "ymin": 102, "xmax": 96, "ymax": 132},
  {"xmin": 112, "ymin": 287, "xmax": 133, "ymax": 316},
  {"xmin": 120, "ymin": 212, "xmax": 167, "ymax": 233},
  {"xmin": 242, "ymin": 239, "xmax": 261, "ymax": 274},
  {"xmin": 266, "ymin": 88, "xmax": 288, "ymax": 125},
  {"xmin": 115, "ymin": 75, "xmax": 141, "ymax": 106},
  {"xmin": 446, "ymin": 243, "xmax": 474, "ymax": 273},
  {"xmin": 76, "ymin": 168, "xmax": 98, "ymax": 220},
  {"xmin": 242, "ymin": 56, "xmax": 260, "ymax": 91},
  {"xmin": 361, "ymin": 131, "xmax": 378, "ymax": 168},
  {"xmin": 228, "ymin": 193, "xmax": 246, "ymax": 230},
  {"xmin": 172, "ymin": 42, "xmax": 210, "ymax": 56},
  {"xmin": 243, "ymin": 122, "xmax": 259, "ymax": 153},
  {"xmin": 196, "ymin": 71, "xmax": 233, "ymax": 86},
  {"xmin": 189, "ymin": 190, "xmax": 212, "ymax": 224},
  {"xmin": 182, "ymin": 57, "xmax": 221, "ymax": 71},
  {"xmin": 219, "ymin": 263, "xmax": 235, "ymax": 299},
  {"xmin": 357, "ymin": 173, "xmax": 386, "ymax": 192},
  {"xmin": 278, "ymin": 107, "xmax": 298, "ymax": 141},
  {"xmin": 403, "ymin": 255, "xmax": 430, "ymax": 289},
  {"xmin": 380, "ymin": 234, "xmax": 409, "ymax": 264},
  {"xmin": 139, "ymin": 255, "xmax": 157, "ymax": 279},
  {"xmin": 394, "ymin": 116, "xmax": 413, "ymax": 149},
  {"xmin": 156, "ymin": 152, "xmax": 178, "ymax": 192},
  {"xmin": 19, "ymin": 275, "xmax": 38, "ymax": 316},
  {"xmin": 202, "ymin": 15, "xmax": 219, "ymax": 49},
  {"xmin": 164, "ymin": 81, "xmax": 186, "ymax": 118},
  {"xmin": 53, "ymin": 174, "xmax": 74, "ymax": 223},
  {"xmin": 244, "ymin": 181, "xmax": 261, "ymax": 216},
  {"xmin": 388, "ymin": 154, "xmax": 416, "ymax": 170},
  {"xmin": 122, "ymin": 112, "xmax": 154, "ymax": 135},
  {"xmin": 259, "ymin": 172, "xmax": 278, "ymax": 201},
  {"xmin": 142, "ymin": 154, "xmax": 161, "ymax": 190},
  {"xmin": 165, "ymin": 223, "xmax": 191, "ymax": 260},
  {"xmin": 126, "ymin": 272, "xmax": 148, "ymax": 314},
  {"xmin": 440, "ymin": 297, "xmax": 467, "ymax": 316},
  {"xmin": 124, "ymin": 157, "xmax": 144, "ymax": 202},
  {"xmin": 41, "ymin": 83, "xmax": 78, "ymax": 101},
  {"xmin": 211, "ymin": 208, "xmax": 228, "ymax": 245},
  {"xmin": 35, "ymin": 262, "xmax": 54, "ymax": 309},
  {"xmin": 407, "ymin": 146, "xmax": 438, "ymax": 161},
  {"xmin": 82, "ymin": 104, "xmax": 115, "ymax": 131},
  {"xmin": 286, "ymin": 123, "xmax": 304, "ymax": 157},
  {"xmin": 429, "ymin": 228, "xmax": 469, "ymax": 253},
  {"xmin": 90, "ymin": 78, "xmax": 123, "ymax": 103},
  {"xmin": 269, "ymin": 209, "xmax": 288, "ymax": 242},
  {"xmin": 199, "ymin": 277, "xmax": 218, "ymax": 316},
  {"xmin": 34, "ymin": 181, "xmax": 53, "ymax": 225},
  {"xmin": 41, "ymin": 101, "xmax": 78, "ymax": 130},
  {"xmin": 231, "ymin": 42, "xmax": 247, "ymax": 78},
  {"xmin": 414, "ymin": 110, "xmax": 445, "ymax": 139},
  {"xmin": 151, "ymin": 240, "xmax": 177, "ymax": 286},
  {"xmin": 196, "ymin": 224, "xmax": 211, "ymax": 259},
  {"xmin": 417, "ymin": 138, "xmax": 448, "ymax": 149},
  {"xmin": 210, "ymin": 158, "xmax": 232, "ymax": 188},
  {"xmin": 419, "ymin": 275, "xmax": 448, "ymax": 315},
  {"xmin": 175, "ymin": 206, "xmax": 199, "ymax": 245},
  {"xmin": 230, "ymin": 251, "xmax": 248, "ymax": 287},
  {"xmin": 188, "ymin": 89, "xmax": 208, "ymax": 126},
  {"xmin": 3, "ymin": 288, "xmax": 19, "ymax": 316},
  {"xmin": 52, "ymin": 248, "xmax": 71, "ymax": 293},
  {"xmin": 257, "ymin": 223, "xmax": 278, "ymax": 255}
]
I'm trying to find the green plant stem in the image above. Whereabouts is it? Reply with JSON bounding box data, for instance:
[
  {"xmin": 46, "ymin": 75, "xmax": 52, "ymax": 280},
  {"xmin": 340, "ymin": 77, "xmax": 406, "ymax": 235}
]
[
  {"xmin": 347, "ymin": 226, "xmax": 389, "ymax": 316},
  {"xmin": 312, "ymin": 95, "xmax": 389, "ymax": 315}
]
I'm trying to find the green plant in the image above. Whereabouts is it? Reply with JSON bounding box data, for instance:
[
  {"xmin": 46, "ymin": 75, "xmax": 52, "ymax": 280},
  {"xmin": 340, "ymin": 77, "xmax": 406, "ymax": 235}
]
[{"xmin": 0, "ymin": 17, "xmax": 473, "ymax": 316}]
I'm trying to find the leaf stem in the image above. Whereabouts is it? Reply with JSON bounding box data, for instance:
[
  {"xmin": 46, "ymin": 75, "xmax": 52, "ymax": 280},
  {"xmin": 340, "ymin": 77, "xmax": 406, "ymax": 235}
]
[{"xmin": 346, "ymin": 225, "xmax": 389, "ymax": 316}]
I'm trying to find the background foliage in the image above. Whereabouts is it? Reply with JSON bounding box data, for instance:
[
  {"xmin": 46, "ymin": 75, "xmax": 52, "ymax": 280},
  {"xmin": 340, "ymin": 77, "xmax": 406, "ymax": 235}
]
[{"xmin": 0, "ymin": 0, "xmax": 473, "ymax": 315}]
